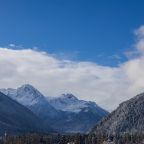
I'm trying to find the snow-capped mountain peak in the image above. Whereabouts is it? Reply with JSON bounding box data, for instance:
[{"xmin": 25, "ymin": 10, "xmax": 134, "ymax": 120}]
[
  {"xmin": 61, "ymin": 93, "xmax": 78, "ymax": 101},
  {"xmin": 47, "ymin": 93, "xmax": 103, "ymax": 113},
  {"xmin": 0, "ymin": 84, "xmax": 45, "ymax": 106},
  {"xmin": 18, "ymin": 84, "xmax": 36, "ymax": 92},
  {"xmin": 17, "ymin": 84, "xmax": 44, "ymax": 99}
]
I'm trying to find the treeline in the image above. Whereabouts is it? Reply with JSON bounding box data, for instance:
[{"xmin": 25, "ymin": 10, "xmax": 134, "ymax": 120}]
[{"xmin": 1, "ymin": 133, "xmax": 144, "ymax": 144}]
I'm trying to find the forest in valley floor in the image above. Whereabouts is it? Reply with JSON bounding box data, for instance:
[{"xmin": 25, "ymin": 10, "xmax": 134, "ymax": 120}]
[{"xmin": 1, "ymin": 133, "xmax": 144, "ymax": 144}]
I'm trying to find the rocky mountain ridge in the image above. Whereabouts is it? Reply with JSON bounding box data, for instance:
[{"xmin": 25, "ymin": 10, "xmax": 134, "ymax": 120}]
[{"xmin": 90, "ymin": 92, "xmax": 144, "ymax": 135}]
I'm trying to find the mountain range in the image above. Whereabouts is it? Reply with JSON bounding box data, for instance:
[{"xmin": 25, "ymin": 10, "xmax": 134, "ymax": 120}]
[
  {"xmin": 1, "ymin": 84, "xmax": 144, "ymax": 135},
  {"xmin": 0, "ymin": 84, "xmax": 108, "ymax": 134}
]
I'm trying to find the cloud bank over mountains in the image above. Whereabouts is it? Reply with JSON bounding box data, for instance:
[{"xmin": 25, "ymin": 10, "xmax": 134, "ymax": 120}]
[{"xmin": 1, "ymin": 26, "xmax": 144, "ymax": 111}]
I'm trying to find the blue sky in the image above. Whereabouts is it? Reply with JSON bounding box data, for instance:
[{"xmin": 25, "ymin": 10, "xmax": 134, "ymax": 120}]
[
  {"xmin": 1, "ymin": 1, "xmax": 144, "ymax": 110},
  {"xmin": 0, "ymin": 0, "xmax": 144, "ymax": 66}
]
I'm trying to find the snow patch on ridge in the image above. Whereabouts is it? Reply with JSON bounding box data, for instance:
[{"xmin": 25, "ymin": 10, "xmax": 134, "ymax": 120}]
[{"xmin": 47, "ymin": 93, "xmax": 98, "ymax": 113}]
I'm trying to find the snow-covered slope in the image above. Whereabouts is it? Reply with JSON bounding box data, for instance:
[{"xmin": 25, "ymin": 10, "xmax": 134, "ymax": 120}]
[
  {"xmin": 90, "ymin": 92, "xmax": 144, "ymax": 135},
  {"xmin": 47, "ymin": 93, "xmax": 107, "ymax": 116}
]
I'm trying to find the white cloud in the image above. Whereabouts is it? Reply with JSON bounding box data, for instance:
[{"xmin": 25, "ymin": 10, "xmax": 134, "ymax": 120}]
[
  {"xmin": 125, "ymin": 25, "xmax": 144, "ymax": 58},
  {"xmin": 135, "ymin": 25, "xmax": 144, "ymax": 52},
  {"xmin": 0, "ymin": 48, "xmax": 124, "ymax": 111},
  {"xmin": 1, "ymin": 26, "xmax": 144, "ymax": 111}
]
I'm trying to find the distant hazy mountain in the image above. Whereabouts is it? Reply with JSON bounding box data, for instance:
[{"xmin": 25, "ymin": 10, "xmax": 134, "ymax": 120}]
[
  {"xmin": 0, "ymin": 92, "xmax": 51, "ymax": 135},
  {"xmin": 1, "ymin": 84, "xmax": 108, "ymax": 133},
  {"xmin": 47, "ymin": 93, "xmax": 108, "ymax": 115},
  {"xmin": 47, "ymin": 93, "xmax": 108, "ymax": 133},
  {"xmin": 90, "ymin": 92, "xmax": 144, "ymax": 135}
]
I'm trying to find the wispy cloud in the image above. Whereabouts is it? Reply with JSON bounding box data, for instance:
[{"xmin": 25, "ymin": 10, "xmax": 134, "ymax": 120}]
[
  {"xmin": 1, "ymin": 25, "xmax": 144, "ymax": 111},
  {"xmin": 125, "ymin": 25, "xmax": 144, "ymax": 58}
]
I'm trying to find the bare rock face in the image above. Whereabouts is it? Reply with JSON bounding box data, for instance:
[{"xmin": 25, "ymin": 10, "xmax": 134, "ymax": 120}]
[{"xmin": 90, "ymin": 92, "xmax": 144, "ymax": 135}]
